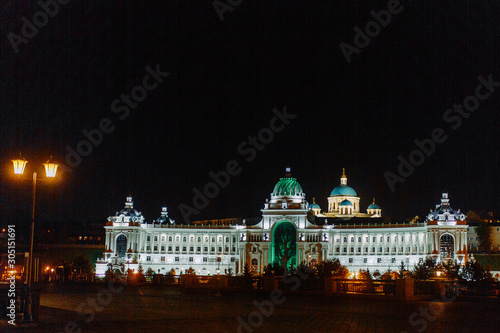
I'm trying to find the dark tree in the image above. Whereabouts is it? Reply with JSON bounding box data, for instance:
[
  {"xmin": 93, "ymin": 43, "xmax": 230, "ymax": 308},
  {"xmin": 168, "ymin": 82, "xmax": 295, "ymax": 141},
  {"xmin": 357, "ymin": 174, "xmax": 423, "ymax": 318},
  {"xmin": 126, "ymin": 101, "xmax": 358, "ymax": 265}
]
[
  {"xmin": 72, "ymin": 255, "xmax": 91, "ymax": 274},
  {"xmin": 398, "ymin": 261, "xmax": 409, "ymax": 279},
  {"xmin": 185, "ymin": 267, "xmax": 196, "ymax": 275},
  {"xmin": 477, "ymin": 221, "xmax": 492, "ymax": 253},
  {"xmin": 459, "ymin": 258, "xmax": 492, "ymax": 282},
  {"xmin": 412, "ymin": 257, "xmax": 436, "ymax": 280},
  {"xmin": 263, "ymin": 263, "xmax": 285, "ymax": 276},
  {"xmin": 438, "ymin": 260, "xmax": 460, "ymax": 280},
  {"xmin": 358, "ymin": 269, "xmax": 373, "ymax": 280},
  {"xmin": 316, "ymin": 259, "xmax": 349, "ymax": 278}
]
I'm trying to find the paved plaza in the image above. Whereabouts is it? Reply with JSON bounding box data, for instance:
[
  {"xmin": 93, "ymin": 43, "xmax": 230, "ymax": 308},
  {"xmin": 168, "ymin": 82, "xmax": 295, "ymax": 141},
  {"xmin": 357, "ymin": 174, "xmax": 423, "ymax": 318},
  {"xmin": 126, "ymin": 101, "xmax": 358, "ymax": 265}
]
[{"xmin": 1, "ymin": 283, "xmax": 499, "ymax": 332}]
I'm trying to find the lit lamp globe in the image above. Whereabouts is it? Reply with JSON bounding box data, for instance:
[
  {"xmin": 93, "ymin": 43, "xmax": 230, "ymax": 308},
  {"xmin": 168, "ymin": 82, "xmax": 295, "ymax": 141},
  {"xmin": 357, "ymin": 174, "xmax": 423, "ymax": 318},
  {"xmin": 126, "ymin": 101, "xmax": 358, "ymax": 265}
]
[
  {"xmin": 43, "ymin": 159, "xmax": 59, "ymax": 178},
  {"xmin": 12, "ymin": 156, "xmax": 28, "ymax": 175}
]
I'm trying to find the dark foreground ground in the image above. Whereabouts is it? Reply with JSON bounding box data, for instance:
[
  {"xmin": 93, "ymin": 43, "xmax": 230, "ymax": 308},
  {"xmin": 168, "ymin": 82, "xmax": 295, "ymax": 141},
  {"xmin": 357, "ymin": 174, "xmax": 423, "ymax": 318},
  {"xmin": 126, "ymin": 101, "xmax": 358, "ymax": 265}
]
[{"xmin": 1, "ymin": 283, "xmax": 499, "ymax": 332}]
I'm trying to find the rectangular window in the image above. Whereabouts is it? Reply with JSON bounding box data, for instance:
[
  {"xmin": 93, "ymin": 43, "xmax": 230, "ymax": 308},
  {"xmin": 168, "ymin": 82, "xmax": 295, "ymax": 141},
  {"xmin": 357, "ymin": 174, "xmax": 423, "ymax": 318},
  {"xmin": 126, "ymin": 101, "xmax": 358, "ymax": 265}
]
[
  {"xmin": 363, "ymin": 258, "xmax": 367, "ymax": 263},
  {"xmin": 175, "ymin": 246, "xmax": 179, "ymax": 252},
  {"xmin": 391, "ymin": 258, "xmax": 396, "ymax": 263},
  {"xmin": 189, "ymin": 247, "xmax": 194, "ymax": 252},
  {"xmin": 203, "ymin": 257, "xmax": 207, "ymax": 262},
  {"xmin": 358, "ymin": 237, "xmax": 361, "ymax": 242},
  {"xmin": 197, "ymin": 247, "xmax": 201, "ymax": 252},
  {"xmin": 204, "ymin": 247, "xmax": 208, "ymax": 252},
  {"xmin": 161, "ymin": 256, "xmax": 165, "ymax": 262},
  {"xmin": 377, "ymin": 258, "xmax": 381, "ymax": 263},
  {"xmin": 225, "ymin": 247, "xmax": 229, "ymax": 252},
  {"xmin": 161, "ymin": 246, "xmax": 165, "ymax": 252},
  {"xmin": 211, "ymin": 247, "xmax": 215, "ymax": 252},
  {"xmin": 189, "ymin": 257, "xmax": 193, "ymax": 262},
  {"xmin": 182, "ymin": 246, "xmax": 186, "ymax": 252},
  {"xmin": 343, "ymin": 237, "xmax": 347, "ymax": 242},
  {"xmin": 348, "ymin": 258, "xmax": 353, "ymax": 263},
  {"xmin": 231, "ymin": 257, "xmax": 235, "ymax": 262},
  {"xmin": 146, "ymin": 256, "xmax": 151, "ymax": 261},
  {"xmin": 175, "ymin": 257, "xmax": 179, "ymax": 262},
  {"xmin": 373, "ymin": 237, "xmax": 375, "ymax": 242},
  {"xmin": 343, "ymin": 247, "xmax": 347, "ymax": 253},
  {"xmin": 154, "ymin": 246, "xmax": 158, "ymax": 251},
  {"xmin": 168, "ymin": 246, "xmax": 172, "ymax": 252}
]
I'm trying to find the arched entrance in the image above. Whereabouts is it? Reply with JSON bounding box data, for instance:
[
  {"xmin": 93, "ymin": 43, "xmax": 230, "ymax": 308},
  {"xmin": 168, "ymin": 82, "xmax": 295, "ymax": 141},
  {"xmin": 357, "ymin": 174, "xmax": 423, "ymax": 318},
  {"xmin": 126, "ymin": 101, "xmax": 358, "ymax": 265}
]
[
  {"xmin": 440, "ymin": 233, "xmax": 454, "ymax": 260},
  {"xmin": 116, "ymin": 234, "xmax": 127, "ymax": 257},
  {"xmin": 271, "ymin": 221, "xmax": 297, "ymax": 269}
]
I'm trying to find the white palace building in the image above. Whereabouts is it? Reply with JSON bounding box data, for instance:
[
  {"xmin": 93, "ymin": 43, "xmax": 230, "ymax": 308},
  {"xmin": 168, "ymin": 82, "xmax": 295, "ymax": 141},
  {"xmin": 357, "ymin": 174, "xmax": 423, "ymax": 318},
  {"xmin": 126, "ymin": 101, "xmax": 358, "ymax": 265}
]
[{"xmin": 95, "ymin": 169, "xmax": 468, "ymax": 277}]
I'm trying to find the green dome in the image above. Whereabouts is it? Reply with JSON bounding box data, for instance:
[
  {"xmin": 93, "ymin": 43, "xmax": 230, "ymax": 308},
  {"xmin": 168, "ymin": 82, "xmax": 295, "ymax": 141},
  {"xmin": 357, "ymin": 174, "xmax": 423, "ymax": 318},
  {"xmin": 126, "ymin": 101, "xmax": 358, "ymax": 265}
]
[
  {"xmin": 273, "ymin": 177, "xmax": 303, "ymax": 196},
  {"xmin": 339, "ymin": 199, "xmax": 353, "ymax": 206},
  {"xmin": 330, "ymin": 185, "xmax": 357, "ymax": 196},
  {"xmin": 368, "ymin": 203, "xmax": 380, "ymax": 210}
]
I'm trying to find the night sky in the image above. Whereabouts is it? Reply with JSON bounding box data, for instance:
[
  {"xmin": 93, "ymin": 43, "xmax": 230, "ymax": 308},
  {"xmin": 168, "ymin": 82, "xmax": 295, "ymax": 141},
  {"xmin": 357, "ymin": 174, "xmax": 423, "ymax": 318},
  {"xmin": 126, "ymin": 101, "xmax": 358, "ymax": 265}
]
[{"xmin": 1, "ymin": 1, "xmax": 499, "ymax": 235}]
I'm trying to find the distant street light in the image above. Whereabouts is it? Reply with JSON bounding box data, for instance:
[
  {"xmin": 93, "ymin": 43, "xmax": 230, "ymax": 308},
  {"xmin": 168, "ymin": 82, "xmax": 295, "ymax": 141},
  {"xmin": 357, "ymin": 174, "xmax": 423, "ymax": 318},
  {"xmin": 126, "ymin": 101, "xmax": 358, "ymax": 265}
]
[{"xmin": 11, "ymin": 154, "xmax": 59, "ymax": 322}]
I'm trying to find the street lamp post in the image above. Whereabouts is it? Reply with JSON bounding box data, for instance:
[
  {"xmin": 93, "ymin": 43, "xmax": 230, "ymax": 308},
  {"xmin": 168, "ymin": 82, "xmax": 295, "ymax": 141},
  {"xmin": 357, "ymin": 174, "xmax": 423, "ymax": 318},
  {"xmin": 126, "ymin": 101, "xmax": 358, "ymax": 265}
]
[{"xmin": 12, "ymin": 155, "xmax": 59, "ymax": 323}]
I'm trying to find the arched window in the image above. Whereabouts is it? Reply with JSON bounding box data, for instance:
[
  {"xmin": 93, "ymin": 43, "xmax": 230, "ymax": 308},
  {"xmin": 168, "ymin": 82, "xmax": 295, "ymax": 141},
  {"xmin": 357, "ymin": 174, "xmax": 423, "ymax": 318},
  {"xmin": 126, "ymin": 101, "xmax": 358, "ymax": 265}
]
[
  {"xmin": 440, "ymin": 234, "xmax": 454, "ymax": 259},
  {"xmin": 116, "ymin": 235, "xmax": 127, "ymax": 257},
  {"xmin": 147, "ymin": 236, "xmax": 150, "ymax": 242}
]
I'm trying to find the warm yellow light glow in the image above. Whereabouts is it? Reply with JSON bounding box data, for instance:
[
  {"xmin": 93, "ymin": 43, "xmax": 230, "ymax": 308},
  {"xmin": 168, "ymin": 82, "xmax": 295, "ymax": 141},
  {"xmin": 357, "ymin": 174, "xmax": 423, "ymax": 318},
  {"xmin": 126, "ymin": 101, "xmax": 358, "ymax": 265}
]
[
  {"xmin": 51, "ymin": 268, "xmax": 54, "ymax": 272},
  {"xmin": 12, "ymin": 157, "xmax": 28, "ymax": 175},
  {"xmin": 46, "ymin": 266, "xmax": 50, "ymax": 271},
  {"xmin": 43, "ymin": 160, "xmax": 59, "ymax": 178},
  {"xmin": 436, "ymin": 271, "xmax": 442, "ymax": 277}
]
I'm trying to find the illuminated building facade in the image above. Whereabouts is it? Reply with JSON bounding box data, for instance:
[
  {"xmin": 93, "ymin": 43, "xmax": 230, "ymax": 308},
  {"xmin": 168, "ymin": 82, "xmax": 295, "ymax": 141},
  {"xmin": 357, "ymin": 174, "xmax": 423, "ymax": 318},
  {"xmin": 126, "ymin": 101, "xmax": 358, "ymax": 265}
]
[{"xmin": 95, "ymin": 169, "xmax": 468, "ymax": 277}]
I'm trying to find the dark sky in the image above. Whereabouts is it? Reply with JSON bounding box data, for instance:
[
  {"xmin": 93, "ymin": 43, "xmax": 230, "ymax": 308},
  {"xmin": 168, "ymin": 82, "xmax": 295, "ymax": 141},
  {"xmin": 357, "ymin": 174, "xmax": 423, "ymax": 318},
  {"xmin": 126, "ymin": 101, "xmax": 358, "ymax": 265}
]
[{"xmin": 1, "ymin": 1, "xmax": 499, "ymax": 233}]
